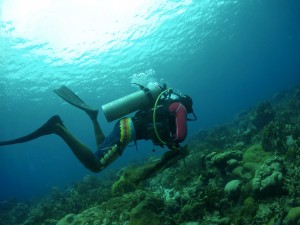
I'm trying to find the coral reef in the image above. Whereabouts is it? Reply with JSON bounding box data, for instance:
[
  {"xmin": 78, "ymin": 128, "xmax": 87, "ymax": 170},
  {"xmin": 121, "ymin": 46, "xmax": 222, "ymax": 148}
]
[
  {"xmin": 251, "ymin": 156, "xmax": 285, "ymax": 196},
  {"xmin": 1, "ymin": 85, "xmax": 300, "ymax": 225}
]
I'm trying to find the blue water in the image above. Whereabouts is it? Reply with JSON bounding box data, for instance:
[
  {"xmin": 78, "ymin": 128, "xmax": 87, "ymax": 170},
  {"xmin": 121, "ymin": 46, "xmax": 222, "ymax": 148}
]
[{"xmin": 0, "ymin": 0, "xmax": 299, "ymax": 201}]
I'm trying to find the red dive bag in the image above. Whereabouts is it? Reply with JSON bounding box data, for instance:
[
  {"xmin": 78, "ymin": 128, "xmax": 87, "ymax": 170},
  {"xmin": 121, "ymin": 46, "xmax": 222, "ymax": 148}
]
[{"xmin": 168, "ymin": 102, "xmax": 187, "ymax": 143}]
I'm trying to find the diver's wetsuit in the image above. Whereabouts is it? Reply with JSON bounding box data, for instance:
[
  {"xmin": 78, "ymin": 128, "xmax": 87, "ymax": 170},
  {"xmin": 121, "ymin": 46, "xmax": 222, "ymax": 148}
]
[
  {"xmin": 94, "ymin": 118, "xmax": 136, "ymax": 168},
  {"xmin": 95, "ymin": 101, "xmax": 188, "ymax": 168}
]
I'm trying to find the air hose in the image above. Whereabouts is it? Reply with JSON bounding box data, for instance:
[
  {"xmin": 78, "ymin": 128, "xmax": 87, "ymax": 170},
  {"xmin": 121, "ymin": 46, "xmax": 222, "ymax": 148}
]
[{"xmin": 153, "ymin": 88, "xmax": 172, "ymax": 145}]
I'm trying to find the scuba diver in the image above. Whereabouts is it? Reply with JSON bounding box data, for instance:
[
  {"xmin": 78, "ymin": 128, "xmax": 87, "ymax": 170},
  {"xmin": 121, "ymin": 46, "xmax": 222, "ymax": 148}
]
[{"xmin": 0, "ymin": 84, "xmax": 197, "ymax": 173}]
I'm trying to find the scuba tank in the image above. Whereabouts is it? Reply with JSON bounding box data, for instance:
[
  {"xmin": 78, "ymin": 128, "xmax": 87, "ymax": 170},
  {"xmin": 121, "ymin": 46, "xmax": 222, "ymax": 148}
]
[{"xmin": 102, "ymin": 85, "xmax": 163, "ymax": 122}]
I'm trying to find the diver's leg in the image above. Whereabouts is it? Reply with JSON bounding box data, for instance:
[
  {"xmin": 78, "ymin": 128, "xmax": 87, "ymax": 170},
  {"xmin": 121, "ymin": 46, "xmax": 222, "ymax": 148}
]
[
  {"xmin": 54, "ymin": 86, "xmax": 105, "ymax": 148},
  {"xmin": 87, "ymin": 112, "xmax": 105, "ymax": 149},
  {"xmin": 0, "ymin": 114, "xmax": 104, "ymax": 172},
  {"xmin": 91, "ymin": 118, "xmax": 105, "ymax": 148},
  {"xmin": 53, "ymin": 123, "xmax": 103, "ymax": 173}
]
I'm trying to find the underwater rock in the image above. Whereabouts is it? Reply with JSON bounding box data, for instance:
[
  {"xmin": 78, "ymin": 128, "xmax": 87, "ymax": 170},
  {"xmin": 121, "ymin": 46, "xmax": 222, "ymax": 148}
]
[
  {"xmin": 284, "ymin": 206, "xmax": 300, "ymax": 225},
  {"xmin": 251, "ymin": 156, "xmax": 285, "ymax": 196},
  {"xmin": 224, "ymin": 180, "xmax": 241, "ymax": 200}
]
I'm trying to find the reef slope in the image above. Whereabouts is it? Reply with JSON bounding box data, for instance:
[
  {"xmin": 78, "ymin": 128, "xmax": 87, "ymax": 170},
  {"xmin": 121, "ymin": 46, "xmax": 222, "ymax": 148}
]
[{"xmin": 1, "ymin": 85, "xmax": 300, "ymax": 225}]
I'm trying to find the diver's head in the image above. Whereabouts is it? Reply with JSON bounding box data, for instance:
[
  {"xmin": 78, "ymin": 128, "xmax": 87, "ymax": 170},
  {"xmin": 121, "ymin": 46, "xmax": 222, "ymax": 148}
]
[{"xmin": 179, "ymin": 95, "xmax": 193, "ymax": 113}]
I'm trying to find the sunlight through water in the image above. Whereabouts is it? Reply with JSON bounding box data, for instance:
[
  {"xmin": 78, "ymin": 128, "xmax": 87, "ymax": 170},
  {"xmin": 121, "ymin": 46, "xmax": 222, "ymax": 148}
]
[
  {"xmin": 0, "ymin": 0, "xmax": 238, "ymax": 102},
  {"xmin": 1, "ymin": 0, "xmax": 192, "ymax": 62}
]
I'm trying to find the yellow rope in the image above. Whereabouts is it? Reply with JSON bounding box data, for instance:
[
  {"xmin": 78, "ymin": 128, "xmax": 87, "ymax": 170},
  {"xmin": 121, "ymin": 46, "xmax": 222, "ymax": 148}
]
[{"xmin": 153, "ymin": 88, "xmax": 172, "ymax": 145}]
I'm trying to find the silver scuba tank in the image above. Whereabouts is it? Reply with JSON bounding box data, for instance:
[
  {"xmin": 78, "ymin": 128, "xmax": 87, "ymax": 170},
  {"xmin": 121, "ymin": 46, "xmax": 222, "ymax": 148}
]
[{"xmin": 102, "ymin": 85, "xmax": 163, "ymax": 122}]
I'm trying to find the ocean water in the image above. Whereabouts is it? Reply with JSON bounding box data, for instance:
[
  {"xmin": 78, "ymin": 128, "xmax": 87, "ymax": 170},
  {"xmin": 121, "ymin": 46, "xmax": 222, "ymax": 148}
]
[{"xmin": 0, "ymin": 0, "xmax": 299, "ymax": 201}]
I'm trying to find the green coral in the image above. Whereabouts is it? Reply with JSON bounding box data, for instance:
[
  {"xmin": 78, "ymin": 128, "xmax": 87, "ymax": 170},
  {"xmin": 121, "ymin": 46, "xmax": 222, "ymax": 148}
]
[{"xmin": 242, "ymin": 143, "xmax": 270, "ymax": 164}]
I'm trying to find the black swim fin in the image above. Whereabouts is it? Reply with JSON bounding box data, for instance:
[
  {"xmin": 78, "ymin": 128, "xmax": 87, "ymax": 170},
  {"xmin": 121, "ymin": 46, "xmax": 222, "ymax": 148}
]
[
  {"xmin": 0, "ymin": 115, "xmax": 63, "ymax": 146},
  {"xmin": 54, "ymin": 85, "xmax": 98, "ymax": 118}
]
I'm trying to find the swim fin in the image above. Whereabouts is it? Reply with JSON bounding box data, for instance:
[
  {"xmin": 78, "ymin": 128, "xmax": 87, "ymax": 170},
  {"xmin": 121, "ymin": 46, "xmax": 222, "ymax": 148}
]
[
  {"xmin": 0, "ymin": 115, "xmax": 63, "ymax": 146},
  {"xmin": 54, "ymin": 86, "xmax": 98, "ymax": 118}
]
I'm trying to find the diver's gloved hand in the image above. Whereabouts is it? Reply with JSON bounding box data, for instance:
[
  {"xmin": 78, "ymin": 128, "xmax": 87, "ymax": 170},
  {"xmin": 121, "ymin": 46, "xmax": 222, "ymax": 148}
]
[
  {"xmin": 166, "ymin": 142, "xmax": 180, "ymax": 151},
  {"xmin": 167, "ymin": 144, "xmax": 189, "ymax": 157}
]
